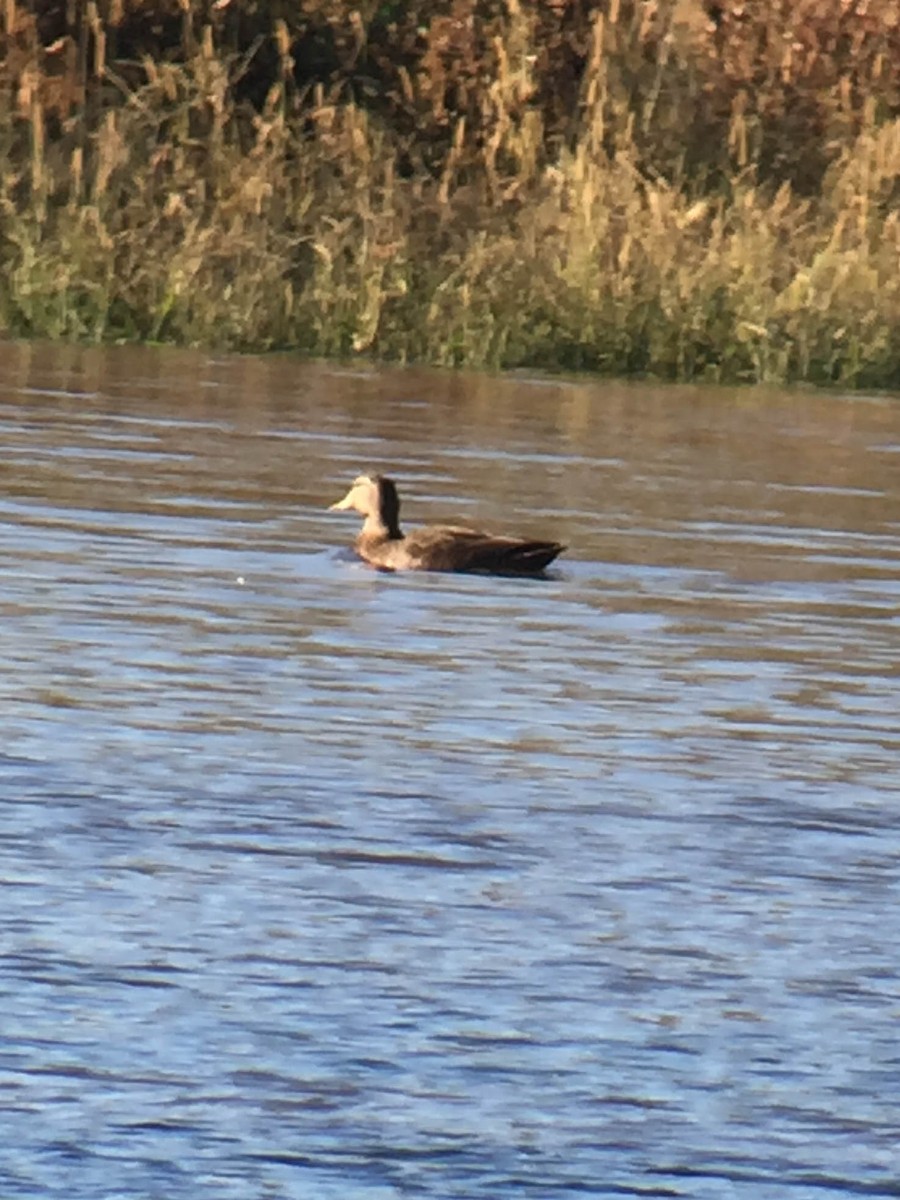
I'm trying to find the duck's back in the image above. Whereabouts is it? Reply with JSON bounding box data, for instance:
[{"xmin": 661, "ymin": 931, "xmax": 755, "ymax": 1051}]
[{"xmin": 397, "ymin": 525, "xmax": 564, "ymax": 573}]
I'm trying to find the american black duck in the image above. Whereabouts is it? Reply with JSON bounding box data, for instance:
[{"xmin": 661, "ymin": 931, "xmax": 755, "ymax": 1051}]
[{"xmin": 329, "ymin": 474, "xmax": 565, "ymax": 574}]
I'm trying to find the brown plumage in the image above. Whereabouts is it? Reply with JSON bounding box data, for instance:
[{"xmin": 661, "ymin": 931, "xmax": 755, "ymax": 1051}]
[{"xmin": 328, "ymin": 474, "xmax": 565, "ymax": 574}]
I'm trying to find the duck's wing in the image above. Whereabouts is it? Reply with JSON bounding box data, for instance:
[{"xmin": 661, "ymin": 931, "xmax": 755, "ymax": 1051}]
[{"xmin": 405, "ymin": 525, "xmax": 565, "ymax": 574}]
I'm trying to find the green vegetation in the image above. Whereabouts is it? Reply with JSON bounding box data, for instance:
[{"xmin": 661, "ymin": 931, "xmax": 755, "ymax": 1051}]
[{"xmin": 4, "ymin": 0, "xmax": 900, "ymax": 386}]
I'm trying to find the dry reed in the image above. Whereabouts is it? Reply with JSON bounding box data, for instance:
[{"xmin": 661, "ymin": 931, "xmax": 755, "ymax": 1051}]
[{"xmin": 2, "ymin": 0, "xmax": 900, "ymax": 386}]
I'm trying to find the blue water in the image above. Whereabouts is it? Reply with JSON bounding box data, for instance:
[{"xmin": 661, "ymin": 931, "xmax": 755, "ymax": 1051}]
[{"xmin": 2, "ymin": 343, "xmax": 900, "ymax": 1198}]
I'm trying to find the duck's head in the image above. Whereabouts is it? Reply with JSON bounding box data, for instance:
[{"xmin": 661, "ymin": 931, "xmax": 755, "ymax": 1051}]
[{"xmin": 329, "ymin": 473, "xmax": 402, "ymax": 537}]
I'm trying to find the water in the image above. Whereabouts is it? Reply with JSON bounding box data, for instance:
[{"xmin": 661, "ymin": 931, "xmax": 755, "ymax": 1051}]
[{"xmin": 2, "ymin": 341, "xmax": 899, "ymax": 1198}]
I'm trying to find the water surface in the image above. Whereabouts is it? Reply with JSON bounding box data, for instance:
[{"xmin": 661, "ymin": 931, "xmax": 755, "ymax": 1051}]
[{"xmin": 2, "ymin": 342, "xmax": 899, "ymax": 1198}]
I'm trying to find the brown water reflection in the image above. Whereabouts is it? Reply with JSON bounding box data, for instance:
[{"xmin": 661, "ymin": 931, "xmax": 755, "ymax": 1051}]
[
  {"xmin": 3, "ymin": 344, "xmax": 897, "ymax": 545},
  {"xmin": 2, "ymin": 340, "xmax": 900, "ymax": 1200}
]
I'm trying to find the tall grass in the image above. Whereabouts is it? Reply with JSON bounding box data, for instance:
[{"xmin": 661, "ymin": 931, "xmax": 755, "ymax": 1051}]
[{"xmin": 3, "ymin": 0, "xmax": 900, "ymax": 386}]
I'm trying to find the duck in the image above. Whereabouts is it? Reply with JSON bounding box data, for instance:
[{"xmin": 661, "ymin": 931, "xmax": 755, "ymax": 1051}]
[{"xmin": 328, "ymin": 474, "xmax": 565, "ymax": 574}]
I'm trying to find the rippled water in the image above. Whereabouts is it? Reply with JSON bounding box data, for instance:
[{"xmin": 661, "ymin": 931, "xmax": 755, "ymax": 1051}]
[{"xmin": 2, "ymin": 342, "xmax": 900, "ymax": 1199}]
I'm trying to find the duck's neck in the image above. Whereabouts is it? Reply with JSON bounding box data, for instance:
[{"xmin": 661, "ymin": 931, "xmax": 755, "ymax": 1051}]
[{"xmin": 362, "ymin": 513, "xmax": 403, "ymax": 540}]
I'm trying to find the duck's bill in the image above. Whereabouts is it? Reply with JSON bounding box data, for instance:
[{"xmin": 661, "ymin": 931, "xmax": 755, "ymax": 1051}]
[{"xmin": 328, "ymin": 490, "xmax": 354, "ymax": 511}]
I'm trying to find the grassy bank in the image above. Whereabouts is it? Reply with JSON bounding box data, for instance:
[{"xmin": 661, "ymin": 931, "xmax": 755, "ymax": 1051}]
[{"xmin": 3, "ymin": 0, "xmax": 900, "ymax": 386}]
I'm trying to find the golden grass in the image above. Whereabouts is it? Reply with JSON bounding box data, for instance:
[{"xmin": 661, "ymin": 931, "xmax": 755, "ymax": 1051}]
[{"xmin": 2, "ymin": 0, "xmax": 900, "ymax": 386}]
